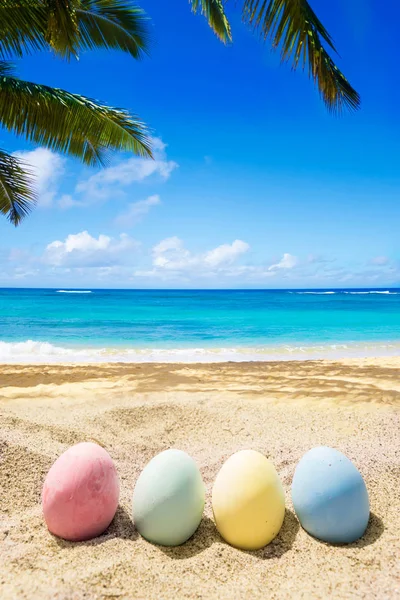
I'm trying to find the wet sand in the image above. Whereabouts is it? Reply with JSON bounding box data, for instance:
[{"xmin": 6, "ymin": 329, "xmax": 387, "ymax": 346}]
[{"xmin": 0, "ymin": 358, "xmax": 399, "ymax": 599}]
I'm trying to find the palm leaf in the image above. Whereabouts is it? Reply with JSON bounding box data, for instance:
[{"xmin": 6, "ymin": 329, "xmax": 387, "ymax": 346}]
[
  {"xmin": 242, "ymin": 0, "xmax": 360, "ymax": 112},
  {"xmin": 45, "ymin": 0, "xmax": 80, "ymax": 58},
  {"xmin": 0, "ymin": 70, "xmax": 152, "ymax": 165},
  {"xmin": 0, "ymin": 149, "xmax": 36, "ymax": 225},
  {"xmin": 190, "ymin": 0, "xmax": 232, "ymax": 43},
  {"xmin": 0, "ymin": 1, "xmax": 48, "ymax": 59},
  {"xmin": 0, "ymin": 1, "xmax": 150, "ymax": 61},
  {"xmin": 76, "ymin": 0, "xmax": 150, "ymax": 59},
  {"xmin": 0, "ymin": 61, "xmax": 15, "ymax": 77}
]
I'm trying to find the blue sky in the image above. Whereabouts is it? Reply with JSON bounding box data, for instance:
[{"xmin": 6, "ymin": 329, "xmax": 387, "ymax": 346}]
[{"xmin": 1, "ymin": 0, "xmax": 399, "ymax": 289}]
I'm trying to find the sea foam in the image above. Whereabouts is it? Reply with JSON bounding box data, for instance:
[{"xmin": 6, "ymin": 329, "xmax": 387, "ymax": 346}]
[
  {"xmin": 1, "ymin": 340, "xmax": 400, "ymax": 364},
  {"xmin": 344, "ymin": 291, "xmax": 399, "ymax": 295},
  {"xmin": 56, "ymin": 290, "xmax": 92, "ymax": 294},
  {"xmin": 292, "ymin": 290, "xmax": 399, "ymax": 295}
]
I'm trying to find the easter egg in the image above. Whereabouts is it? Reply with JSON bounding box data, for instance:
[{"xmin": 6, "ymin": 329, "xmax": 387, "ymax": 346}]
[
  {"xmin": 42, "ymin": 442, "xmax": 120, "ymax": 541},
  {"xmin": 291, "ymin": 446, "xmax": 370, "ymax": 544},
  {"xmin": 212, "ymin": 450, "xmax": 285, "ymax": 550},
  {"xmin": 132, "ymin": 449, "xmax": 205, "ymax": 546}
]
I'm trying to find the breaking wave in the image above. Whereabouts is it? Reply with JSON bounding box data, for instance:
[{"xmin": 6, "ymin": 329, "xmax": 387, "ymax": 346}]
[
  {"xmin": 343, "ymin": 291, "xmax": 399, "ymax": 295},
  {"xmin": 56, "ymin": 290, "xmax": 92, "ymax": 294},
  {"xmin": 291, "ymin": 290, "xmax": 399, "ymax": 295}
]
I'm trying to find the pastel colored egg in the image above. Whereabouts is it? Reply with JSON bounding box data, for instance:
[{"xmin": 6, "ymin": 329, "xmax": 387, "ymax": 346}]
[
  {"xmin": 212, "ymin": 450, "xmax": 285, "ymax": 550},
  {"xmin": 132, "ymin": 449, "xmax": 205, "ymax": 546},
  {"xmin": 42, "ymin": 442, "xmax": 120, "ymax": 541},
  {"xmin": 291, "ymin": 446, "xmax": 370, "ymax": 544}
]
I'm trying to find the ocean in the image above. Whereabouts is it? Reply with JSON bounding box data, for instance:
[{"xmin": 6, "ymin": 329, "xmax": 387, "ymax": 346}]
[{"xmin": 0, "ymin": 288, "xmax": 400, "ymax": 363}]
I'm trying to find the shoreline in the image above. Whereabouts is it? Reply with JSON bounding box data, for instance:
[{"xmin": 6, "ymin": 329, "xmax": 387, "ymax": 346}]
[
  {"xmin": 1, "ymin": 359, "xmax": 399, "ymax": 598},
  {"xmin": 1, "ymin": 355, "xmax": 400, "ymax": 368},
  {"xmin": 1, "ymin": 339, "xmax": 400, "ymax": 364}
]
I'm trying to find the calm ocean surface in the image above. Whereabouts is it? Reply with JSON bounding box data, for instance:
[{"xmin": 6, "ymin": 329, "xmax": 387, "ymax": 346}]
[{"xmin": 0, "ymin": 288, "xmax": 400, "ymax": 362}]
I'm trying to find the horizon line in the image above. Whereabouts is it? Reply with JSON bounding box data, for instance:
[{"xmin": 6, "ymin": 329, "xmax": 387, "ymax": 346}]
[{"xmin": 1, "ymin": 286, "xmax": 399, "ymax": 292}]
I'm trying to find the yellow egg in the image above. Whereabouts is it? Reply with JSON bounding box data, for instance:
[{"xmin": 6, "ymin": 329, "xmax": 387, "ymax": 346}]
[{"xmin": 212, "ymin": 450, "xmax": 285, "ymax": 550}]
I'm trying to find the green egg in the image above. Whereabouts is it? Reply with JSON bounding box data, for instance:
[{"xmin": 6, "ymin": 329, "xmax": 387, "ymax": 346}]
[{"xmin": 132, "ymin": 449, "xmax": 205, "ymax": 546}]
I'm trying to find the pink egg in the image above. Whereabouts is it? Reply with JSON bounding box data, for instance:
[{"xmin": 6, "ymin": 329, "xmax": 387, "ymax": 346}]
[{"xmin": 42, "ymin": 442, "xmax": 119, "ymax": 541}]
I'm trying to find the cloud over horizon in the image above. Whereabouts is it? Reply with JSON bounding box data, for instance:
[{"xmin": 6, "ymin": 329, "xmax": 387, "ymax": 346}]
[
  {"xmin": 44, "ymin": 231, "xmax": 139, "ymax": 268},
  {"xmin": 268, "ymin": 253, "xmax": 298, "ymax": 271},
  {"xmin": 1, "ymin": 232, "xmax": 399, "ymax": 288},
  {"xmin": 134, "ymin": 237, "xmax": 251, "ymax": 279}
]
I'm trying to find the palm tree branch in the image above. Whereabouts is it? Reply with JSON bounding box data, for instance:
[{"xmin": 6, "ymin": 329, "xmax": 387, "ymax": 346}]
[
  {"xmin": 0, "ymin": 1, "xmax": 150, "ymax": 61},
  {"xmin": 0, "ymin": 149, "xmax": 37, "ymax": 225},
  {"xmin": 190, "ymin": 0, "xmax": 232, "ymax": 43},
  {"xmin": 0, "ymin": 61, "xmax": 15, "ymax": 77},
  {"xmin": 76, "ymin": 0, "xmax": 150, "ymax": 59},
  {"xmin": 45, "ymin": 0, "xmax": 80, "ymax": 58},
  {"xmin": 243, "ymin": 0, "xmax": 336, "ymax": 51},
  {"xmin": 242, "ymin": 0, "xmax": 360, "ymax": 112},
  {"xmin": 0, "ymin": 1, "xmax": 48, "ymax": 59},
  {"xmin": 0, "ymin": 73, "xmax": 153, "ymax": 165}
]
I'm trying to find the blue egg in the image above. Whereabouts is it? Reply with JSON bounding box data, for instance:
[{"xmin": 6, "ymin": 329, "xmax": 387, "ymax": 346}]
[
  {"xmin": 132, "ymin": 449, "xmax": 205, "ymax": 546},
  {"xmin": 292, "ymin": 446, "xmax": 369, "ymax": 544}
]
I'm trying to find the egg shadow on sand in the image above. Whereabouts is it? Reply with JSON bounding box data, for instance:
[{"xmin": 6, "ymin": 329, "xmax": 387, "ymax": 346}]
[
  {"xmin": 158, "ymin": 509, "xmax": 299, "ymax": 560},
  {"xmin": 309, "ymin": 512, "xmax": 384, "ymax": 549},
  {"xmin": 54, "ymin": 505, "xmax": 138, "ymax": 549},
  {"xmin": 353, "ymin": 512, "xmax": 385, "ymax": 548},
  {"xmin": 157, "ymin": 516, "xmax": 220, "ymax": 559},
  {"xmin": 247, "ymin": 508, "xmax": 300, "ymax": 560}
]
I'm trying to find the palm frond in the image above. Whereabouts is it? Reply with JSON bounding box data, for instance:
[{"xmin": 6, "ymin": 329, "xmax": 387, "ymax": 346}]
[
  {"xmin": 0, "ymin": 74, "xmax": 152, "ymax": 165},
  {"xmin": 45, "ymin": 0, "xmax": 80, "ymax": 58},
  {"xmin": 0, "ymin": 61, "xmax": 15, "ymax": 77},
  {"xmin": 0, "ymin": 1, "xmax": 48, "ymax": 59},
  {"xmin": 0, "ymin": 149, "xmax": 36, "ymax": 225},
  {"xmin": 0, "ymin": 1, "xmax": 150, "ymax": 61},
  {"xmin": 242, "ymin": 0, "xmax": 360, "ymax": 112},
  {"xmin": 190, "ymin": 0, "xmax": 232, "ymax": 43},
  {"xmin": 76, "ymin": 0, "xmax": 150, "ymax": 59}
]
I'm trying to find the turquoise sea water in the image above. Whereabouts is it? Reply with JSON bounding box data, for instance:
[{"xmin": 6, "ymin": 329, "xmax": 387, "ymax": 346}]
[{"xmin": 0, "ymin": 288, "xmax": 400, "ymax": 362}]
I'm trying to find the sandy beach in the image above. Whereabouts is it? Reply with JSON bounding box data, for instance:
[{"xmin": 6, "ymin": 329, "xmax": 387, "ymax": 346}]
[{"xmin": 0, "ymin": 358, "xmax": 399, "ymax": 599}]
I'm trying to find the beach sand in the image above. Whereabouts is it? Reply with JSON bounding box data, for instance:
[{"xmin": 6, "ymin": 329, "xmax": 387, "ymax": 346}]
[{"xmin": 0, "ymin": 358, "xmax": 399, "ymax": 599}]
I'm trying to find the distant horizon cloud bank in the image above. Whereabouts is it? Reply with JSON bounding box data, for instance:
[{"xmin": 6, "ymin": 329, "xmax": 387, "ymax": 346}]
[{"xmin": 2, "ymin": 228, "xmax": 398, "ymax": 288}]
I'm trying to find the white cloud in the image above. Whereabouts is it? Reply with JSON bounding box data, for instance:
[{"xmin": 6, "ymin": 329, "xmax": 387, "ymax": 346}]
[
  {"xmin": 135, "ymin": 237, "xmax": 250, "ymax": 277},
  {"xmin": 13, "ymin": 138, "xmax": 177, "ymax": 215},
  {"xmin": 3, "ymin": 232, "xmax": 400, "ymax": 287},
  {"xmin": 153, "ymin": 236, "xmax": 184, "ymax": 255},
  {"xmin": 152, "ymin": 237, "xmax": 195, "ymax": 271},
  {"xmin": 268, "ymin": 253, "xmax": 298, "ymax": 271},
  {"xmin": 44, "ymin": 231, "xmax": 139, "ymax": 268},
  {"xmin": 115, "ymin": 195, "xmax": 161, "ymax": 227},
  {"xmin": 13, "ymin": 148, "xmax": 64, "ymax": 207},
  {"xmin": 75, "ymin": 137, "xmax": 178, "ymax": 202},
  {"xmin": 204, "ymin": 240, "xmax": 250, "ymax": 267}
]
